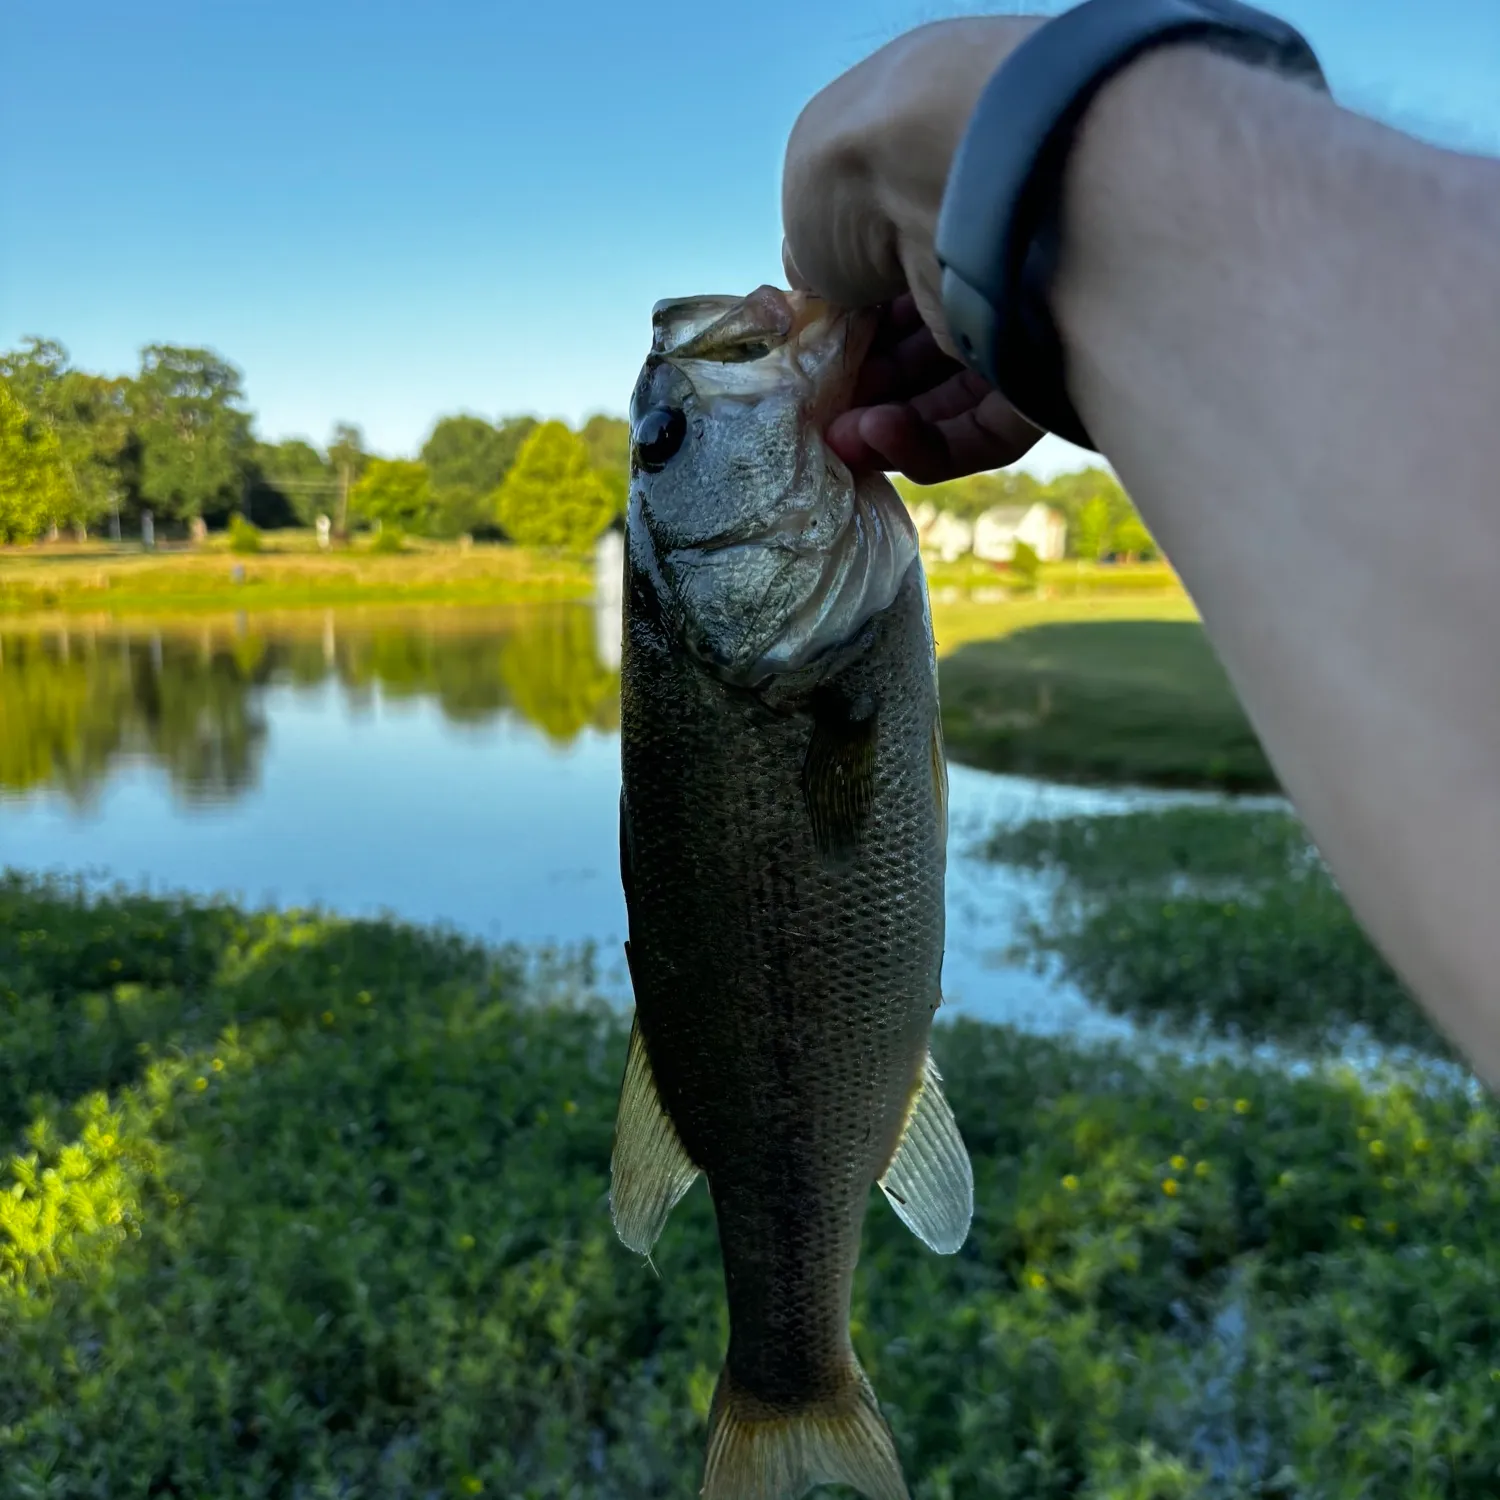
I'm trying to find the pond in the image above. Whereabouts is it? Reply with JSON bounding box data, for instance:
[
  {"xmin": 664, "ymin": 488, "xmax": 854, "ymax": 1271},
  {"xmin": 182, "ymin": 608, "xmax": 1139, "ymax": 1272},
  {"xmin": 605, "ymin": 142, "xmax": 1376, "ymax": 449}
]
[{"xmin": 0, "ymin": 604, "xmax": 1204, "ymax": 1037}]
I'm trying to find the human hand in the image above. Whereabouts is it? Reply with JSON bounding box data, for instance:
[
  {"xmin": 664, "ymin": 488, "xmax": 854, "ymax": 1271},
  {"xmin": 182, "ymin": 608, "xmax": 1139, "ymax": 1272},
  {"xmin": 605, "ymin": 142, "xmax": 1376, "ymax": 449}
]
[{"xmin": 781, "ymin": 16, "xmax": 1046, "ymax": 482}]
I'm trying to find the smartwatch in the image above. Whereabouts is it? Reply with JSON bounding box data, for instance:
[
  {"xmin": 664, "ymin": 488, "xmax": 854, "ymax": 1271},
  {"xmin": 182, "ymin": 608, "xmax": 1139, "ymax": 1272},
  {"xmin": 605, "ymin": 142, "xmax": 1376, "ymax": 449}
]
[{"xmin": 935, "ymin": 0, "xmax": 1329, "ymax": 452}]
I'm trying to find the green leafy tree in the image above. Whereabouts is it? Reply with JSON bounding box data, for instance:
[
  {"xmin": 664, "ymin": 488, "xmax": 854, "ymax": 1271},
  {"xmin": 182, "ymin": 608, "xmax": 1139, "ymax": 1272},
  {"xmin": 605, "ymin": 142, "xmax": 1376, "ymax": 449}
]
[
  {"xmin": 248, "ymin": 439, "xmax": 334, "ymax": 527},
  {"xmin": 130, "ymin": 346, "xmax": 252, "ymax": 524},
  {"xmin": 350, "ymin": 458, "xmax": 433, "ymax": 533},
  {"xmin": 328, "ymin": 423, "xmax": 367, "ymax": 537},
  {"xmin": 496, "ymin": 421, "xmax": 614, "ymax": 549},
  {"xmin": 1110, "ymin": 512, "xmax": 1157, "ymax": 560},
  {"xmin": 1010, "ymin": 539, "xmax": 1041, "ymax": 585},
  {"xmin": 1075, "ymin": 494, "xmax": 1112, "ymax": 562},
  {"xmin": 0, "ymin": 385, "xmax": 70, "ymax": 541},
  {"xmin": 579, "ymin": 413, "xmax": 630, "ymax": 519},
  {"xmin": 1, "ymin": 339, "xmax": 132, "ymax": 534}
]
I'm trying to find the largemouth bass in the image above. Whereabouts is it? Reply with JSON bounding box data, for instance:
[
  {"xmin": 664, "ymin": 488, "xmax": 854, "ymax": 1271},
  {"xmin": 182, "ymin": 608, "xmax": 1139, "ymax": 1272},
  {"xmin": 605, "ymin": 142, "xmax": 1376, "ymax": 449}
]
[{"xmin": 611, "ymin": 285, "xmax": 972, "ymax": 1500}]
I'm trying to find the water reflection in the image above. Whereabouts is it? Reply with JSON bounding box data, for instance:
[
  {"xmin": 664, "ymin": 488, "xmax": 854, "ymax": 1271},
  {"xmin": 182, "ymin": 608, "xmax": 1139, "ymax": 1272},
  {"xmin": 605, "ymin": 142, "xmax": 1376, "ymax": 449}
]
[{"xmin": 0, "ymin": 604, "xmax": 622, "ymax": 805}]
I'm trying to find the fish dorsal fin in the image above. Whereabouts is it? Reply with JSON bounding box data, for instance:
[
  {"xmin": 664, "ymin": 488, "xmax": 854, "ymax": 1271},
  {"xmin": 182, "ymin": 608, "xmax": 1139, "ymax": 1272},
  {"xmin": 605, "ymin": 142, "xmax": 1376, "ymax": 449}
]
[
  {"xmin": 609, "ymin": 1014, "xmax": 700, "ymax": 1254},
  {"xmin": 879, "ymin": 1052, "xmax": 973, "ymax": 1255},
  {"xmin": 702, "ymin": 1358, "xmax": 908, "ymax": 1500},
  {"xmin": 803, "ymin": 702, "xmax": 878, "ymax": 861}
]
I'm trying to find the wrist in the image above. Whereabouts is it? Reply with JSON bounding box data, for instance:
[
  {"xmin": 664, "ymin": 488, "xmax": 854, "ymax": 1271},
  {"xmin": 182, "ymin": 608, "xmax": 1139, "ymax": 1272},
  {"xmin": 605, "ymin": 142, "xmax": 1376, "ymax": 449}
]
[{"xmin": 1051, "ymin": 45, "xmax": 1330, "ymax": 449}]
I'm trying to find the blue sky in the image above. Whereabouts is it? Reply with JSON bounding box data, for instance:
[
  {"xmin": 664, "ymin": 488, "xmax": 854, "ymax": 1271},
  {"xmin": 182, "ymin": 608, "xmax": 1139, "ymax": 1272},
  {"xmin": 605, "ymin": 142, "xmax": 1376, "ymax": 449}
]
[{"xmin": 4, "ymin": 0, "xmax": 1497, "ymax": 478}]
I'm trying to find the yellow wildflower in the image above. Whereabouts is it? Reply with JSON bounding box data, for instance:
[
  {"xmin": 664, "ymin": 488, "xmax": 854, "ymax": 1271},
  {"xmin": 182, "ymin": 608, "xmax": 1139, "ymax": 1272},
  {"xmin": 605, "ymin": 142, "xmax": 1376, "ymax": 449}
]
[
  {"xmin": 458, "ymin": 1233, "xmax": 476, "ymax": 1252},
  {"xmin": 211, "ymin": 1058, "xmax": 224, "ymax": 1072},
  {"xmin": 321, "ymin": 1010, "xmax": 335, "ymax": 1026},
  {"xmin": 1196, "ymin": 1161, "xmax": 1212, "ymax": 1179},
  {"xmin": 193, "ymin": 1077, "xmax": 208, "ymax": 1093},
  {"xmin": 461, "ymin": 1478, "xmax": 484, "ymax": 1496},
  {"xmin": 1349, "ymin": 1216, "xmax": 1365, "ymax": 1231},
  {"xmin": 1368, "ymin": 1139, "xmax": 1386, "ymax": 1158},
  {"xmin": 563, "ymin": 1099, "xmax": 578, "ymax": 1116},
  {"xmin": 1027, "ymin": 1271, "xmax": 1048, "ymax": 1290},
  {"xmin": 1192, "ymin": 1097, "xmax": 1209, "ymax": 1112},
  {"xmin": 1162, "ymin": 1178, "xmax": 1180, "ymax": 1197},
  {"xmin": 1170, "ymin": 1155, "xmax": 1187, "ymax": 1172},
  {"xmin": 1062, "ymin": 1174, "xmax": 1079, "ymax": 1192},
  {"xmin": 1233, "ymin": 1098, "xmax": 1251, "ymax": 1115}
]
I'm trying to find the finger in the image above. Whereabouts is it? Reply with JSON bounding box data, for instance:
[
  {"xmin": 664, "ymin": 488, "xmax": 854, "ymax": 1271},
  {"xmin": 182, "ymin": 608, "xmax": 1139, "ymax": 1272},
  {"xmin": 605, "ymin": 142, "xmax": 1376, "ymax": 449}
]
[
  {"xmin": 852, "ymin": 325, "xmax": 965, "ymax": 408},
  {"xmin": 830, "ymin": 396, "xmax": 1040, "ymax": 482}
]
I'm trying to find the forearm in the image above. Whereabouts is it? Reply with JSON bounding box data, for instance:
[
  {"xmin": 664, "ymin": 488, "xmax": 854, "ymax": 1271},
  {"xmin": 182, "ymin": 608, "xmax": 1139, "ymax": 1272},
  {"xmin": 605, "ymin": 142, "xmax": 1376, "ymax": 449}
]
[{"xmin": 1055, "ymin": 49, "xmax": 1500, "ymax": 1075}]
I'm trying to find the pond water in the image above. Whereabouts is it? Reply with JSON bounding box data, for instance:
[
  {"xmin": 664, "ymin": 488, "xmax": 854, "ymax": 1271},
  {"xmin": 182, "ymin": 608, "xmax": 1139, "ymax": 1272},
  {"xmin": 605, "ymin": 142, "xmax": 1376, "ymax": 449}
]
[{"xmin": 0, "ymin": 604, "xmax": 1203, "ymax": 1037}]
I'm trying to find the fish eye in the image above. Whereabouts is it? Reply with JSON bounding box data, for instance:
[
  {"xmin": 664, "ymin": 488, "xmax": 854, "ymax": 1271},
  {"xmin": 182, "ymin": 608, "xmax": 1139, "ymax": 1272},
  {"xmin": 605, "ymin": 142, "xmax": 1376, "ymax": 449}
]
[{"xmin": 633, "ymin": 406, "xmax": 686, "ymax": 473}]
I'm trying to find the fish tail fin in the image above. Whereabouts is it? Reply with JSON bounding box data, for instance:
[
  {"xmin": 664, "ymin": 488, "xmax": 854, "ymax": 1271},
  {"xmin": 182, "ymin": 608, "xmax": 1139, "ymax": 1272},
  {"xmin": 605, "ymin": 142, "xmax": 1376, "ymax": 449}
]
[{"xmin": 701, "ymin": 1359, "xmax": 908, "ymax": 1500}]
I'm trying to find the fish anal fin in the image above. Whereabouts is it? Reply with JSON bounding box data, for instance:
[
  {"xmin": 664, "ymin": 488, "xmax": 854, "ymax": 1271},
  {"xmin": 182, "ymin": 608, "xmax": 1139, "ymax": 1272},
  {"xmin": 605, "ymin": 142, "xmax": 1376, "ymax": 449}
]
[
  {"xmin": 879, "ymin": 1052, "xmax": 973, "ymax": 1255},
  {"xmin": 609, "ymin": 1015, "xmax": 700, "ymax": 1254},
  {"xmin": 803, "ymin": 702, "xmax": 878, "ymax": 861},
  {"xmin": 702, "ymin": 1359, "xmax": 908, "ymax": 1500}
]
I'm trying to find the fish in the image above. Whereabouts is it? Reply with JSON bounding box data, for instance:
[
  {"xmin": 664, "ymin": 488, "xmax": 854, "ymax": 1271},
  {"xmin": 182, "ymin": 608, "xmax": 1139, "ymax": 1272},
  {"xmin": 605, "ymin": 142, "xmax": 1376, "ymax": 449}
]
[{"xmin": 610, "ymin": 283, "xmax": 972, "ymax": 1500}]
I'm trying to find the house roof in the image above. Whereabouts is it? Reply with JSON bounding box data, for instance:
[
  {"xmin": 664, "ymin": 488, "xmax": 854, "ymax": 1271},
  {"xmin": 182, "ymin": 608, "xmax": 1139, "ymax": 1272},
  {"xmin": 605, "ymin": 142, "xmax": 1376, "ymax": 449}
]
[{"xmin": 975, "ymin": 505, "xmax": 1032, "ymax": 527}]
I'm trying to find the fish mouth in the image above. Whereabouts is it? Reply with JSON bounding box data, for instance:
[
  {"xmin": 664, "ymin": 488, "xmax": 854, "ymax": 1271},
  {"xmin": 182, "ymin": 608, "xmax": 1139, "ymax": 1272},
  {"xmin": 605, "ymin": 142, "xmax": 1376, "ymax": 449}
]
[{"xmin": 649, "ymin": 286, "xmax": 876, "ymax": 423}]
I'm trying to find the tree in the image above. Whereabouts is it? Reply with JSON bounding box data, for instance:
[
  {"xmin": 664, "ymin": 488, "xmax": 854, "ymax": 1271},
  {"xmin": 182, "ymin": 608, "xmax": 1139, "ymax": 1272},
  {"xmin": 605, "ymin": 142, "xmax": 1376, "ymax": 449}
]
[
  {"xmin": 0, "ymin": 384, "xmax": 70, "ymax": 541},
  {"xmin": 350, "ymin": 458, "xmax": 433, "ymax": 533},
  {"xmin": 1075, "ymin": 494, "xmax": 1111, "ymax": 562},
  {"xmin": 249, "ymin": 439, "xmax": 335, "ymax": 526},
  {"xmin": 579, "ymin": 413, "xmax": 630, "ymax": 519},
  {"xmin": 328, "ymin": 423, "xmax": 367, "ymax": 538},
  {"xmin": 495, "ymin": 421, "xmax": 615, "ymax": 549},
  {"xmin": 1110, "ymin": 512, "xmax": 1157, "ymax": 561},
  {"xmin": 130, "ymin": 346, "xmax": 252, "ymax": 524},
  {"xmin": 1, "ymin": 339, "xmax": 132, "ymax": 534}
]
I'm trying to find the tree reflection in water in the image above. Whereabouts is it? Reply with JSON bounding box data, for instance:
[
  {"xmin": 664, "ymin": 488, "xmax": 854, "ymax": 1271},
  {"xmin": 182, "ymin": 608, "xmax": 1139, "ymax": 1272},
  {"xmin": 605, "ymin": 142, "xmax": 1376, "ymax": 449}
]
[{"xmin": 0, "ymin": 603, "xmax": 622, "ymax": 805}]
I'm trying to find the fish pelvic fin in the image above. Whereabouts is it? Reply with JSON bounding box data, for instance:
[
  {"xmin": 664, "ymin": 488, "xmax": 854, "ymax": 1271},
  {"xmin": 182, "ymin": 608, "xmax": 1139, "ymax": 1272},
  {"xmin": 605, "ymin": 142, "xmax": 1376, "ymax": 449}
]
[
  {"xmin": 702, "ymin": 1359, "xmax": 908, "ymax": 1500},
  {"xmin": 879, "ymin": 1051, "xmax": 974, "ymax": 1255},
  {"xmin": 609, "ymin": 1013, "xmax": 700, "ymax": 1254}
]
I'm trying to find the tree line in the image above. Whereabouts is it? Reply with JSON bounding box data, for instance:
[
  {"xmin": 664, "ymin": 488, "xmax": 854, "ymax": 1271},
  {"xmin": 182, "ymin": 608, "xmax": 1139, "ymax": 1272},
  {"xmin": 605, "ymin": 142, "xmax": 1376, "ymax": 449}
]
[
  {"xmin": 0, "ymin": 338, "xmax": 630, "ymax": 548},
  {"xmin": 0, "ymin": 334, "xmax": 1154, "ymax": 559}
]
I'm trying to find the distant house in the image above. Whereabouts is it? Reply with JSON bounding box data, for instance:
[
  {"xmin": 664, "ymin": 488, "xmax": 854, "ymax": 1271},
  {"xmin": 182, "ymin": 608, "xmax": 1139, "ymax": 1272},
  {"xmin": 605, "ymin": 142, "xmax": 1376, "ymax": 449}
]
[
  {"xmin": 907, "ymin": 501, "xmax": 975, "ymax": 563},
  {"xmin": 972, "ymin": 502, "xmax": 1067, "ymax": 563}
]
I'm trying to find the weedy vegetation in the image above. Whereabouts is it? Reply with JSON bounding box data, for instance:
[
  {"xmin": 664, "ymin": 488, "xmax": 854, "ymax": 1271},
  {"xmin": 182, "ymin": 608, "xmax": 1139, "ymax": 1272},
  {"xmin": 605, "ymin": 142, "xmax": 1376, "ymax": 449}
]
[{"xmin": 1, "ymin": 872, "xmax": 1496, "ymax": 1498}]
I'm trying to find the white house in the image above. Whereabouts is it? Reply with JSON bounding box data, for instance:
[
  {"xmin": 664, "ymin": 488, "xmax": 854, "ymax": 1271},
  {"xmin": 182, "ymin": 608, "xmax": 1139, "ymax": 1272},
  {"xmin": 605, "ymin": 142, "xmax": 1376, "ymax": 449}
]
[
  {"xmin": 906, "ymin": 501, "xmax": 975, "ymax": 563},
  {"xmin": 972, "ymin": 502, "xmax": 1068, "ymax": 563}
]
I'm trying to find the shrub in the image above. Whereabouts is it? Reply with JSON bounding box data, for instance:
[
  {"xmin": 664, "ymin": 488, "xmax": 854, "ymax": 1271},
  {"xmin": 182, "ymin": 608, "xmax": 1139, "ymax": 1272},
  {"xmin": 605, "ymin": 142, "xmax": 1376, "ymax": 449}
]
[
  {"xmin": 368, "ymin": 523, "xmax": 406, "ymax": 554},
  {"xmin": 1010, "ymin": 538, "xmax": 1041, "ymax": 585},
  {"xmin": 227, "ymin": 513, "xmax": 263, "ymax": 554}
]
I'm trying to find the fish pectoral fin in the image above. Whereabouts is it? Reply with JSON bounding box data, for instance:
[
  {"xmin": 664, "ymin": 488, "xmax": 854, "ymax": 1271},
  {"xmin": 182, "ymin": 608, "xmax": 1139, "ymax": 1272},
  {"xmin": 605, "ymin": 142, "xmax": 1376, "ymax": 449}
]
[
  {"xmin": 702, "ymin": 1359, "xmax": 908, "ymax": 1500},
  {"xmin": 803, "ymin": 701, "xmax": 878, "ymax": 861},
  {"xmin": 609, "ymin": 1015, "xmax": 700, "ymax": 1254},
  {"xmin": 879, "ymin": 1051, "xmax": 974, "ymax": 1255}
]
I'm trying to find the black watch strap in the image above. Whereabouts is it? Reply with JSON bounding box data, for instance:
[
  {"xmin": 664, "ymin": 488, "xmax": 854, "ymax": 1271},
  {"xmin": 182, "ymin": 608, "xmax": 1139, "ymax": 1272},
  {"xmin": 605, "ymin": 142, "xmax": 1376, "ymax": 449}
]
[{"xmin": 935, "ymin": 0, "xmax": 1328, "ymax": 452}]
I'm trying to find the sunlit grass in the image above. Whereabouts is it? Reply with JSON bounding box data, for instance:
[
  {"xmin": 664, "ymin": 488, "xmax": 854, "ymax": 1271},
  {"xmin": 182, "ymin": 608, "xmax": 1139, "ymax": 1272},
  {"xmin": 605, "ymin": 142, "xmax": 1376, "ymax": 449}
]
[{"xmin": 0, "ymin": 537, "xmax": 593, "ymax": 613}]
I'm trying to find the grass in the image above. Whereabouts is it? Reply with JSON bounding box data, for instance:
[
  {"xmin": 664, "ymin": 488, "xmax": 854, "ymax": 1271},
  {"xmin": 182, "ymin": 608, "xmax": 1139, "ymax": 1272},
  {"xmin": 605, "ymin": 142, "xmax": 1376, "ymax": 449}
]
[
  {"xmin": 2, "ymin": 873, "xmax": 1498, "ymax": 1496},
  {"xmin": 938, "ymin": 618, "xmax": 1275, "ymax": 790},
  {"xmin": 0, "ymin": 537, "xmax": 593, "ymax": 614},
  {"xmin": 981, "ymin": 805, "xmax": 1444, "ymax": 1058}
]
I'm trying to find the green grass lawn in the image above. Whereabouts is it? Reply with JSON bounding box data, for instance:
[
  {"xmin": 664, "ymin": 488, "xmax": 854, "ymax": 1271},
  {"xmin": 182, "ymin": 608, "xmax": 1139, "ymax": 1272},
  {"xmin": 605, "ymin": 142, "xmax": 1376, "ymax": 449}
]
[
  {"xmin": 0, "ymin": 537, "xmax": 593, "ymax": 614},
  {"xmin": 938, "ymin": 618, "xmax": 1275, "ymax": 790},
  {"xmin": 2, "ymin": 873, "xmax": 1497, "ymax": 1497}
]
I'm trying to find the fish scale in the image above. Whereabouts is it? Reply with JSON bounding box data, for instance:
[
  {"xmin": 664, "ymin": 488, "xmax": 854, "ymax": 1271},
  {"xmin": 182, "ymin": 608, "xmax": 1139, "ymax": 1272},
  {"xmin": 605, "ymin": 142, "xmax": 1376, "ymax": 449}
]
[{"xmin": 610, "ymin": 286, "xmax": 972, "ymax": 1500}]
